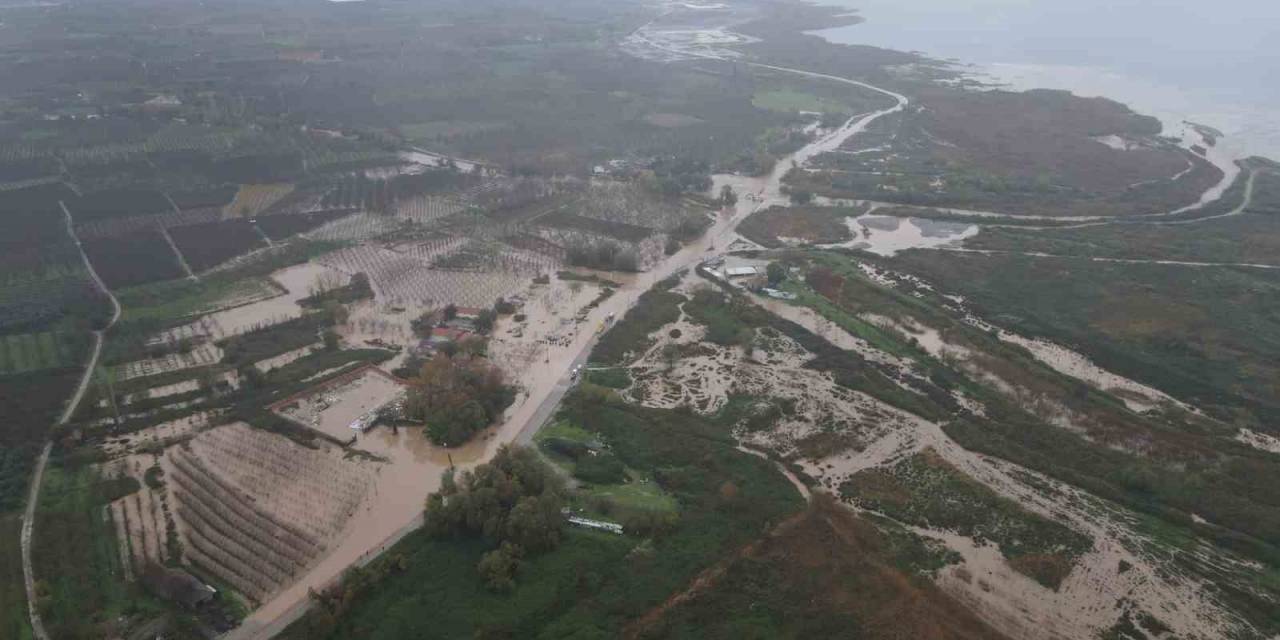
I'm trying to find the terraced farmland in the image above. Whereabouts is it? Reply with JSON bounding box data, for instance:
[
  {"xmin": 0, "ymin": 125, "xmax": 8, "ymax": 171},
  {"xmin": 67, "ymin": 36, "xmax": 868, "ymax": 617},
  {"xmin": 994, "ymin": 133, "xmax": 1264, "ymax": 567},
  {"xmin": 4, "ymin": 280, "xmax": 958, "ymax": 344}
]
[{"xmin": 165, "ymin": 424, "xmax": 372, "ymax": 602}]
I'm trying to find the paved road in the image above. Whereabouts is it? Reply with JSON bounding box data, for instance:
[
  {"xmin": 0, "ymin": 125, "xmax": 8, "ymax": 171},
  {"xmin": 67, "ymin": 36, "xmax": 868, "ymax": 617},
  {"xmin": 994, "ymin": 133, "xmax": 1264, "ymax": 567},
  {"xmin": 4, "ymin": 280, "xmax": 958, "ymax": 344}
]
[
  {"xmin": 21, "ymin": 202, "xmax": 122, "ymax": 640},
  {"xmin": 515, "ymin": 335, "xmax": 599, "ymax": 446}
]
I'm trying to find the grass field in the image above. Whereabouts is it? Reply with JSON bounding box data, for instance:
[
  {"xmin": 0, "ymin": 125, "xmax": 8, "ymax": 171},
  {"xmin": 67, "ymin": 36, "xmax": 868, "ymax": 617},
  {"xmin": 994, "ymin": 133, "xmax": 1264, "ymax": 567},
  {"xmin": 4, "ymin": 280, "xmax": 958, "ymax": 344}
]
[
  {"xmin": 0, "ymin": 512, "xmax": 34, "ymax": 640},
  {"xmin": 0, "ymin": 330, "xmax": 89, "ymax": 374},
  {"xmin": 116, "ymin": 276, "xmax": 277, "ymax": 325},
  {"xmin": 736, "ymin": 204, "xmax": 860, "ymax": 248},
  {"xmin": 537, "ymin": 420, "xmax": 678, "ymax": 516},
  {"xmin": 752, "ymin": 89, "xmax": 854, "ymax": 115},
  {"xmin": 32, "ymin": 458, "xmax": 165, "ymax": 639}
]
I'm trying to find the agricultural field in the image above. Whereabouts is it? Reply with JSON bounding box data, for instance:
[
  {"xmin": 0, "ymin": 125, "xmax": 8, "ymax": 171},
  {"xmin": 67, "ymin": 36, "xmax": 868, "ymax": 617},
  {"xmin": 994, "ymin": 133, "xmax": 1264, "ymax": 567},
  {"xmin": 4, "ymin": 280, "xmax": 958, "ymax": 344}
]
[
  {"xmin": 224, "ymin": 184, "xmax": 296, "ymax": 218},
  {"xmin": 256, "ymin": 209, "xmax": 357, "ymax": 241},
  {"xmin": 18, "ymin": 212, "xmax": 597, "ymax": 632},
  {"xmin": 166, "ymin": 423, "xmax": 374, "ymax": 603},
  {"xmin": 0, "ymin": 183, "xmax": 109, "ymax": 333},
  {"xmin": 74, "ymin": 207, "xmax": 224, "ymax": 241},
  {"xmin": 81, "ymin": 229, "xmax": 186, "ymax": 288},
  {"xmin": 169, "ymin": 185, "xmax": 240, "ymax": 211},
  {"xmin": 30, "ymin": 458, "xmax": 162, "ymax": 639},
  {"xmin": 0, "ymin": 513, "xmax": 32, "ymax": 640},
  {"xmin": 65, "ymin": 188, "xmax": 174, "ymax": 223},
  {"xmin": 0, "ymin": 330, "xmax": 90, "ymax": 375},
  {"xmin": 317, "ymin": 245, "xmax": 532, "ymax": 309},
  {"xmin": 168, "ymin": 220, "xmax": 269, "ymax": 272},
  {"xmin": 0, "ymin": 367, "xmax": 86, "ymax": 510}
]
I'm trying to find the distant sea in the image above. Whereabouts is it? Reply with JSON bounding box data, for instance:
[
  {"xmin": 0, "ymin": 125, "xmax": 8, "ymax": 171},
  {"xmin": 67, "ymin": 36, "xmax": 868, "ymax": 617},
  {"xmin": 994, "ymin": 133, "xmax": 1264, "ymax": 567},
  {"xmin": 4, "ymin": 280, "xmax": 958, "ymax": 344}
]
[{"xmin": 811, "ymin": 0, "xmax": 1280, "ymax": 161}]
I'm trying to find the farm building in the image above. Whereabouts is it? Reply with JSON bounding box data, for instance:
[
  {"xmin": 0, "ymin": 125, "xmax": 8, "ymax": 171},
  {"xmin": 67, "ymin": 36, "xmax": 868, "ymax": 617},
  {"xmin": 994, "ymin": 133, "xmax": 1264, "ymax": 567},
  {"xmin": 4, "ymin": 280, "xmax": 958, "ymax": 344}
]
[
  {"xmin": 430, "ymin": 327, "xmax": 473, "ymax": 343},
  {"xmin": 566, "ymin": 514, "xmax": 624, "ymax": 535},
  {"xmin": 270, "ymin": 365, "xmax": 410, "ymax": 440},
  {"xmin": 140, "ymin": 564, "xmax": 216, "ymax": 609}
]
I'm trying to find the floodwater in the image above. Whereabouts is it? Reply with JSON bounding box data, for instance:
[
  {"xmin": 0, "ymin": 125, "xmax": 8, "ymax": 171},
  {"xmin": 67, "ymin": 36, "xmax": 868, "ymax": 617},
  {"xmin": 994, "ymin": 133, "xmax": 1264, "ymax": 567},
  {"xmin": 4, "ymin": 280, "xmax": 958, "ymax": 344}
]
[
  {"xmin": 206, "ymin": 262, "xmax": 348, "ymax": 337},
  {"xmin": 278, "ymin": 369, "xmax": 406, "ymax": 441},
  {"xmin": 822, "ymin": 214, "xmax": 977, "ymax": 256}
]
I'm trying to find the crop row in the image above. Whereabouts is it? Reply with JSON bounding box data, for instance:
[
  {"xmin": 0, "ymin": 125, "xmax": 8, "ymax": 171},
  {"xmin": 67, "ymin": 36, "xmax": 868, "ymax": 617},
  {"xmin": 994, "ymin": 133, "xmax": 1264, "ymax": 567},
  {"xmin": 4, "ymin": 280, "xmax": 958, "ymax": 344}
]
[
  {"xmin": 194, "ymin": 426, "xmax": 370, "ymax": 540},
  {"xmin": 169, "ymin": 449, "xmax": 321, "ymax": 554},
  {"xmin": 183, "ymin": 529, "xmax": 272, "ymax": 603},
  {"xmin": 317, "ymin": 245, "xmax": 529, "ymax": 308},
  {"xmin": 177, "ymin": 500, "xmax": 299, "ymax": 583}
]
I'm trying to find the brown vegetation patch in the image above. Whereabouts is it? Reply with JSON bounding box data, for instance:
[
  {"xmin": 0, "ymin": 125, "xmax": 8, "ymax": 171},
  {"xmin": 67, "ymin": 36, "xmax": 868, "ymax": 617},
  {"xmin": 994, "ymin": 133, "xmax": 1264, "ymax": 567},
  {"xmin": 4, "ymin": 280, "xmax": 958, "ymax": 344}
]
[
  {"xmin": 638, "ymin": 496, "xmax": 1010, "ymax": 640},
  {"xmin": 912, "ymin": 88, "xmax": 1182, "ymax": 193},
  {"xmin": 792, "ymin": 430, "xmax": 861, "ymax": 460},
  {"xmin": 643, "ymin": 113, "xmax": 704, "ymax": 128},
  {"xmin": 1006, "ymin": 553, "xmax": 1076, "ymax": 592},
  {"xmin": 737, "ymin": 205, "xmax": 854, "ymax": 248}
]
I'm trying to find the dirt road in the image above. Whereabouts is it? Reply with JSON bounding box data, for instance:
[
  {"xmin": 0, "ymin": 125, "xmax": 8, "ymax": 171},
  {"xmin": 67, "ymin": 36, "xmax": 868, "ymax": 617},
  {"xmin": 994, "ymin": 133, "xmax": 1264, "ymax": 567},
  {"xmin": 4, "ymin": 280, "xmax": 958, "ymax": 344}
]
[{"xmin": 21, "ymin": 202, "xmax": 123, "ymax": 640}]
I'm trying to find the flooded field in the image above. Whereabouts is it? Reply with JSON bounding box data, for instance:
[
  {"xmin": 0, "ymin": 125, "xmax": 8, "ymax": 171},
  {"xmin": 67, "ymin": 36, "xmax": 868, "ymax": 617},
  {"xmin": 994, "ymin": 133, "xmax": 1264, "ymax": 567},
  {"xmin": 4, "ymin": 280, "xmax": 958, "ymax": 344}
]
[
  {"xmin": 163, "ymin": 423, "xmax": 374, "ymax": 602},
  {"xmin": 208, "ymin": 263, "xmax": 349, "ymax": 337},
  {"xmin": 274, "ymin": 367, "xmax": 406, "ymax": 441},
  {"xmin": 824, "ymin": 213, "xmax": 978, "ymax": 256}
]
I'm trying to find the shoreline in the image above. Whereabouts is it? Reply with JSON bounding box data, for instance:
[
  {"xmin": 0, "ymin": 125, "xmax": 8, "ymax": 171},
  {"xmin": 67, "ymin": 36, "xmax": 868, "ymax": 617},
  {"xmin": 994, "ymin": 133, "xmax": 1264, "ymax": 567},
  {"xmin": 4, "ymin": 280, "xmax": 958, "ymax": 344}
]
[{"xmin": 803, "ymin": 2, "xmax": 1279, "ymax": 164}]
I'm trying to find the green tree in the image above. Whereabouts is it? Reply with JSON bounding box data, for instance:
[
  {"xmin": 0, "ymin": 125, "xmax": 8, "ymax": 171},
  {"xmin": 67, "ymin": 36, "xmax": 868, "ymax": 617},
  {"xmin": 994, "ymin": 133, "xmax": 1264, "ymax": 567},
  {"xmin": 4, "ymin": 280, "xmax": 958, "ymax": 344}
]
[
  {"xmin": 506, "ymin": 494, "xmax": 563, "ymax": 552},
  {"xmin": 766, "ymin": 262, "xmax": 786, "ymax": 286},
  {"xmin": 719, "ymin": 184, "xmax": 737, "ymax": 207},
  {"xmin": 409, "ymin": 353, "xmax": 513, "ymax": 446},
  {"xmin": 423, "ymin": 446, "xmax": 566, "ymax": 589},
  {"xmin": 322, "ymin": 329, "xmax": 340, "ymax": 351},
  {"xmin": 477, "ymin": 542, "xmax": 522, "ymax": 592},
  {"xmin": 475, "ymin": 309, "xmax": 496, "ymax": 334}
]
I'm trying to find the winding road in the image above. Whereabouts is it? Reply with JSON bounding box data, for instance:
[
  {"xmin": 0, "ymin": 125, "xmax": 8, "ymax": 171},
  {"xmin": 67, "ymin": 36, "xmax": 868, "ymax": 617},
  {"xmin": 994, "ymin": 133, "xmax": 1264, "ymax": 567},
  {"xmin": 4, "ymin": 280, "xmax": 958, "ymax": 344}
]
[{"xmin": 21, "ymin": 203, "xmax": 122, "ymax": 640}]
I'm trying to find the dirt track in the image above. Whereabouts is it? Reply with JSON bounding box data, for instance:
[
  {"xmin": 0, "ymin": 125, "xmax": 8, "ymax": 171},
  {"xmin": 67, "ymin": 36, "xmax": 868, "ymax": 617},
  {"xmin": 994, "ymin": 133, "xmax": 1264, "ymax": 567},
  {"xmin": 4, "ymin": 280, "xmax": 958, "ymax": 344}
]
[{"xmin": 21, "ymin": 202, "xmax": 124, "ymax": 640}]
